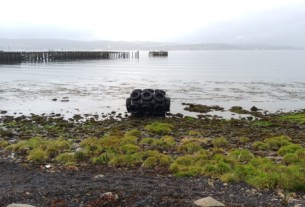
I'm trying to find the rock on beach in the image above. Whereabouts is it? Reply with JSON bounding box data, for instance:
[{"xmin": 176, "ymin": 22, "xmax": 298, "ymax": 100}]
[{"xmin": 194, "ymin": 196, "xmax": 225, "ymax": 207}]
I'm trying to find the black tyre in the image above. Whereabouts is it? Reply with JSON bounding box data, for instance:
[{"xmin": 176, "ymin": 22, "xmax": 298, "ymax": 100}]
[
  {"xmin": 153, "ymin": 104, "xmax": 165, "ymax": 116},
  {"xmin": 141, "ymin": 90, "xmax": 153, "ymax": 101},
  {"xmin": 143, "ymin": 89, "xmax": 154, "ymax": 93},
  {"xmin": 126, "ymin": 98, "xmax": 131, "ymax": 112},
  {"xmin": 132, "ymin": 89, "xmax": 142, "ymax": 93},
  {"xmin": 154, "ymin": 91, "xmax": 165, "ymax": 102},
  {"xmin": 142, "ymin": 104, "xmax": 152, "ymax": 115},
  {"xmin": 130, "ymin": 103, "xmax": 141, "ymax": 115},
  {"xmin": 165, "ymin": 97, "xmax": 170, "ymax": 111},
  {"xmin": 155, "ymin": 89, "xmax": 166, "ymax": 95},
  {"xmin": 130, "ymin": 90, "xmax": 141, "ymax": 100}
]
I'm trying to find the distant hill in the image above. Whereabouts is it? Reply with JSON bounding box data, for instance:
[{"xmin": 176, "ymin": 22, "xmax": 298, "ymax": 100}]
[{"xmin": 0, "ymin": 38, "xmax": 298, "ymax": 51}]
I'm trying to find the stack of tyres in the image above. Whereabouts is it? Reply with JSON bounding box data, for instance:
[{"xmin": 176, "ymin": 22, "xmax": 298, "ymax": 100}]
[{"xmin": 126, "ymin": 89, "xmax": 170, "ymax": 116}]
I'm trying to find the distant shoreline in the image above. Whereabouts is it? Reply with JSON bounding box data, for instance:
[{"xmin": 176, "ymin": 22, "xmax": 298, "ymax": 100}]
[{"xmin": 0, "ymin": 38, "xmax": 303, "ymax": 51}]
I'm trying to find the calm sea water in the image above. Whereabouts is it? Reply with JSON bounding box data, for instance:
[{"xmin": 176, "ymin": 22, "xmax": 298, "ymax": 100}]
[{"xmin": 1, "ymin": 50, "xmax": 305, "ymax": 118}]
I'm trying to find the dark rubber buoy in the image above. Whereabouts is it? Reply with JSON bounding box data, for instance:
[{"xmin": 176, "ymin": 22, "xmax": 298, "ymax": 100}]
[{"xmin": 126, "ymin": 89, "xmax": 170, "ymax": 116}]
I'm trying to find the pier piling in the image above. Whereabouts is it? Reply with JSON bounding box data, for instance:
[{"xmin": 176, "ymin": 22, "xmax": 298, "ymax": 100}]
[{"xmin": 0, "ymin": 51, "xmax": 138, "ymax": 64}]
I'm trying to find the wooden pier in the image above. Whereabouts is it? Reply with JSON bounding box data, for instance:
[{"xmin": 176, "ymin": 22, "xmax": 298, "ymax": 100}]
[
  {"xmin": 0, "ymin": 51, "xmax": 139, "ymax": 64},
  {"xmin": 149, "ymin": 51, "xmax": 168, "ymax": 57}
]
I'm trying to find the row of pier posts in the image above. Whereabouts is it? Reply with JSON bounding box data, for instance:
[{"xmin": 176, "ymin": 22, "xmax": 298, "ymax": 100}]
[
  {"xmin": 0, "ymin": 51, "xmax": 140, "ymax": 64},
  {"xmin": 149, "ymin": 51, "xmax": 168, "ymax": 57}
]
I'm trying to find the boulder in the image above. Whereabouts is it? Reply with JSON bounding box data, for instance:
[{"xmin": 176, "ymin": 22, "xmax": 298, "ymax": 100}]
[
  {"xmin": 7, "ymin": 204, "xmax": 36, "ymax": 207},
  {"xmin": 194, "ymin": 196, "xmax": 225, "ymax": 207}
]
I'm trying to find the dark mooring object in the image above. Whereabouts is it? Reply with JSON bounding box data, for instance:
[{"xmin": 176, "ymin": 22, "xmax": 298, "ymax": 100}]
[{"xmin": 126, "ymin": 89, "xmax": 170, "ymax": 116}]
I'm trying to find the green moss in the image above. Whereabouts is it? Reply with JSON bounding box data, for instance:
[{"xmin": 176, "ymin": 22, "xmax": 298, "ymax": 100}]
[
  {"xmin": 233, "ymin": 163, "xmax": 259, "ymax": 181},
  {"xmin": 202, "ymin": 161, "xmax": 232, "ymax": 177},
  {"xmin": 252, "ymin": 141, "xmax": 268, "ymax": 150},
  {"xmin": 79, "ymin": 137, "xmax": 100, "ymax": 154},
  {"xmin": 184, "ymin": 116, "xmax": 196, "ymax": 122},
  {"xmin": 159, "ymin": 155, "xmax": 172, "ymax": 167},
  {"xmin": 108, "ymin": 154, "xmax": 140, "ymax": 167},
  {"xmin": 188, "ymin": 130, "xmax": 201, "ymax": 136},
  {"xmin": 283, "ymin": 153, "xmax": 299, "ymax": 164},
  {"xmin": 220, "ymin": 172, "xmax": 240, "ymax": 183},
  {"xmin": 249, "ymin": 157, "xmax": 274, "ymax": 168},
  {"xmin": 91, "ymin": 151, "xmax": 116, "ymax": 165},
  {"xmin": 278, "ymin": 144, "xmax": 303, "ymax": 156},
  {"xmin": 246, "ymin": 172, "xmax": 278, "ymax": 189},
  {"xmin": 212, "ymin": 137, "xmax": 229, "ymax": 148},
  {"xmin": 280, "ymin": 112, "xmax": 305, "ymax": 124},
  {"xmin": 142, "ymin": 157, "xmax": 158, "ymax": 168},
  {"xmin": 27, "ymin": 148, "xmax": 48, "ymax": 163},
  {"xmin": 45, "ymin": 139, "xmax": 71, "ymax": 158},
  {"xmin": 8, "ymin": 137, "xmax": 44, "ymax": 152},
  {"xmin": 228, "ymin": 149, "xmax": 254, "ymax": 162},
  {"xmin": 296, "ymin": 149, "xmax": 305, "ymax": 161},
  {"xmin": 211, "ymin": 147, "xmax": 225, "ymax": 154},
  {"xmin": 135, "ymin": 150, "xmax": 172, "ymax": 168},
  {"xmin": 177, "ymin": 142, "xmax": 202, "ymax": 154},
  {"xmin": 174, "ymin": 155, "xmax": 195, "ymax": 166},
  {"xmin": 279, "ymin": 165, "xmax": 305, "ymax": 191},
  {"xmin": 160, "ymin": 136, "xmax": 176, "ymax": 147},
  {"xmin": 124, "ymin": 129, "xmax": 141, "ymax": 138},
  {"xmin": 264, "ymin": 135, "xmax": 291, "ymax": 150},
  {"xmin": 74, "ymin": 151, "xmax": 89, "ymax": 162},
  {"xmin": 0, "ymin": 140, "xmax": 9, "ymax": 148},
  {"xmin": 140, "ymin": 136, "xmax": 175, "ymax": 150},
  {"xmin": 169, "ymin": 153, "xmax": 211, "ymax": 176},
  {"xmin": 181, "ymin": 137, "xmax": 209, "ymax": 145},
  {"xmin": 120, "ymin": 144, "xmax": 140, "ymax": 154},
  {"xmin": 144, "ymin": 122, "xmax": 174, "ymax": 134},
  {"xmin": 49, "ymin": 139, "xmax": 71, "ymax": 151},
  {"xmin": 229, "ymin": 106, "xmax": 250, "ymax": 114},
  {"xmin": 5, "ymin": 137, "xmax": 71, "ymax": 159},
  {"xmin": 169, "ymin": 163, "xmax": 202, "ymax": 177},
  {"xmin": 253, "ymin": 121, "xmax": 273, "ymax": 127},
  {"xmin": 183, "ymin": 104, "xmax": 223, "ymax": 113},
  {"xmin": 120, "ymin": 135, "xmax": 138, "ymax": 145},
  {"xmin": 56, "ymin": 153, "xmax": 76, "ymax": 164},
  {"xmin": 140, "ymin": 138, "xmax": 154, "ymax": 145},
  {"xmin": 238, "ymin": 137, "xmax": 250, "ymax": 143}
]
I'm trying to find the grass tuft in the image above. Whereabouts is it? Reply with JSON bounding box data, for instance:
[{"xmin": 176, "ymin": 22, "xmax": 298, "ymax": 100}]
[
  {"xmin": 144, "ymin": 122, "xmax": 174, "ymax": 134},
  {"xmin": 212, "ymin": 137, "xmax": 229, "ymax": 148}
]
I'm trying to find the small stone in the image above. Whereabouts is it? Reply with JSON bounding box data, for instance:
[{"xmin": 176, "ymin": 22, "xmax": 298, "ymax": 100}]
[
  {"xmin": 45, "ymin": 164, "xmax": 51, "ymax": 169},
  {"xmin": 266, "ymin": 156, "xmax": 283, "ymax": 161},
  {"xmin": 194, "ymin": 196, "xmax": 225, "ymax": 207},
  {"xmin": 75, "ymin": 147, "xmax": 82, "ymax": 152},
  {"xmin": 94, "ymin": 174, "xmax": 105, "ymax": 179},
  {"xmin": 7, "ymin": 204, "xmax": 36, "ymax": 207},
  {"xmin": 72, "ymin": 143, "xmax": 80, "ymax": 150},
  {"xmin": 100, "ymin": 192, "xmax": 119, "ymax": 200},
  {"xmin": 250, "ymin": 188, "xmax": 257, "ymax": 194},
  {"xmin": 207, "ymin": 179, "xmax": 214, "ymax": 188},
  {"xmin": 1, "ymin": 110, "xmax": 8, "ymax": 114},
  {"xmin": 51, "ymin": 98, "xmax": 57, "ymax": 101},
  {"xmin": 275, "ymin": 188, "xmax": 285, "ymax": 198},
  {"xmin": 250, "ymin": 106, "xmax": 259, "ymax": 112}
]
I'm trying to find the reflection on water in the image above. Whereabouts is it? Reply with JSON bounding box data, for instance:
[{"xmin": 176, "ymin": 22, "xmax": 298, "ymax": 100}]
[{"xmin": 1, "ymin": 50, "xmax": 305, "ymax": 117}]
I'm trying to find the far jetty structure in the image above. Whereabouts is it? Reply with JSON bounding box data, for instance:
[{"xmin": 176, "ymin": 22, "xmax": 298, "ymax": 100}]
[
  {"xmin": 0, "ymin": 51, "xmax": 139, "ymax": 64},
  {"xmin": 149, "ymin": 51, "xmax": 168, "ymax": 57}
]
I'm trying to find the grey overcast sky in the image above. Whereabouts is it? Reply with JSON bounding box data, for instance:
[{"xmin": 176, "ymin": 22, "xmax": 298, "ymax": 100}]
[{"xmin": 1, "ymin": 0, "xmax": 305, "ymax": 45}]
